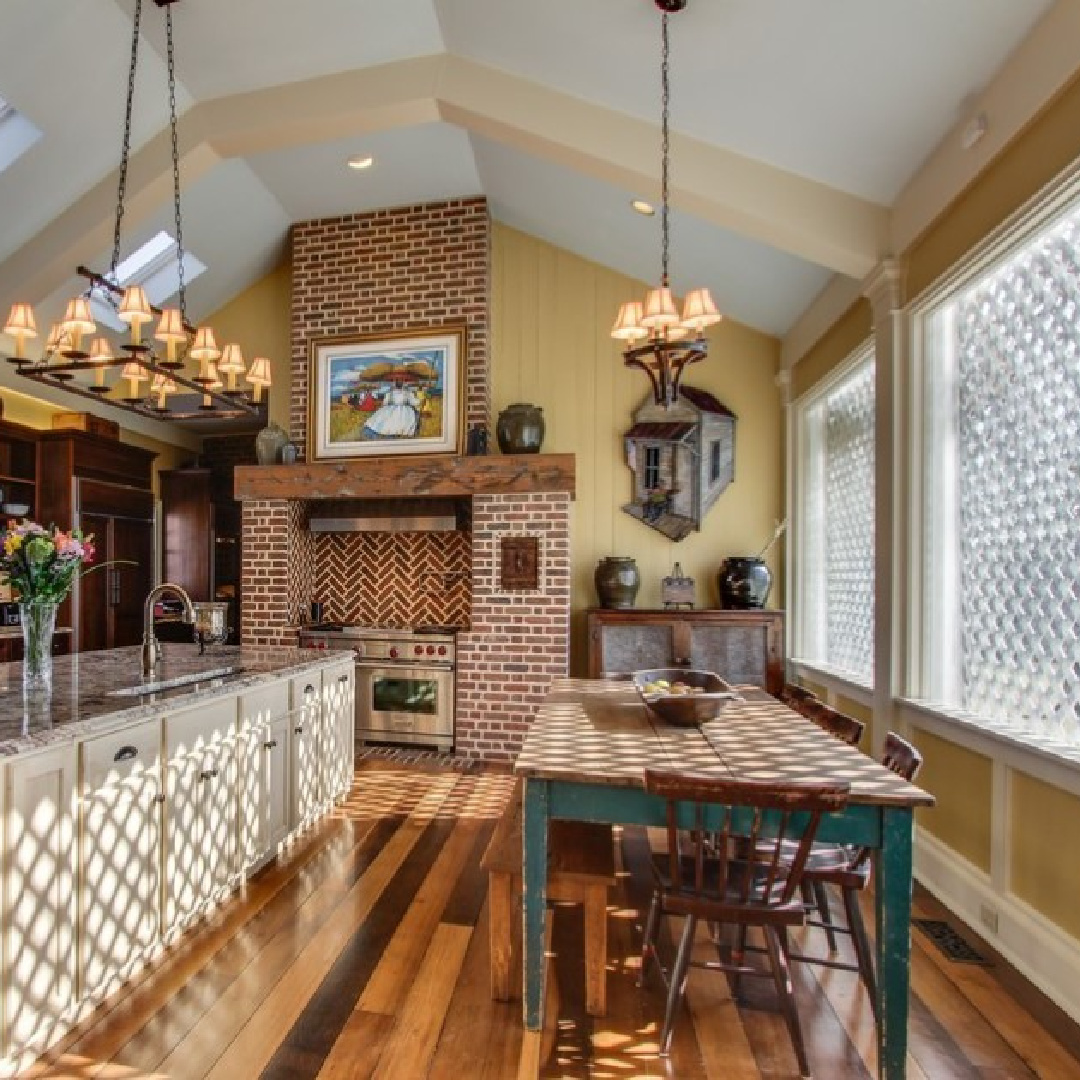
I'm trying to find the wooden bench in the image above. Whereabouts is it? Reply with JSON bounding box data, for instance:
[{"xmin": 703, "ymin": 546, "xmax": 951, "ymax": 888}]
[{"xmin": 482, "ymin": 783, "xmax": 616, "ymax": 1016}]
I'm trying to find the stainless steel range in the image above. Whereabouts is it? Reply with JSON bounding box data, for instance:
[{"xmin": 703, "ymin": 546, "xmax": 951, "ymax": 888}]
[{"xmin": 299, "ymin": 625, "xmax": 456, "ymax": 751}]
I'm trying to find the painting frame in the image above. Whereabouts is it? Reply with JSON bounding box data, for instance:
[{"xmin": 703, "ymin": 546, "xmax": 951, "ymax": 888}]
[{"xmin": 308, "ymin": 325, "xmax": 467, "ymax": 461}]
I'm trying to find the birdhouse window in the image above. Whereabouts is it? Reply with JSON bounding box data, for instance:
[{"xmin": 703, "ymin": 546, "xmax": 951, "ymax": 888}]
[
  {"xmin": 644, "ymin": 446, "xmax": 661, "ymax": 490},
  {"xmin": 709, "ymin": 440, "xmax": 723, "ymax": 483}
]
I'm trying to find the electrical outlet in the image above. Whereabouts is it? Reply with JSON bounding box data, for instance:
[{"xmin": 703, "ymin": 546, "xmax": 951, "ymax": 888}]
[{"xmin": 979, "ymin": 903, "xmax": 999, "ymax": 934}]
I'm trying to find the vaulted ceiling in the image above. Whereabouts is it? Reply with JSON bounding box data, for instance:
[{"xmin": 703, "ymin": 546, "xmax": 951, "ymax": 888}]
[{"xmin": 0, "ymin": 0, "xmax": 1065, "ymax": 376}]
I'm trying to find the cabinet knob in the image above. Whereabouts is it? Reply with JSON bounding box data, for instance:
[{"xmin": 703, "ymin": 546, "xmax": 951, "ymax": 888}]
[
  {"xmin": 263, "ymin": 739, "xmax": 278, "ymax": 750},
  {"xmin": 304, "ymin": 684, "xmax": 315, "ymax": 697},
  {"xmin": 294, "ymin": 725, "xmax": 304, "ymax": 735},
  {"xmin": 338, "ymin": 675, "xmax": 349, "ymax": 685},
  {"xmin": 113, "ymin": 745, "xmax": 138, "ymax": 762},
  {"xmin": 199, "ymin": 768, "xmax": 219, "ymax": 781}
]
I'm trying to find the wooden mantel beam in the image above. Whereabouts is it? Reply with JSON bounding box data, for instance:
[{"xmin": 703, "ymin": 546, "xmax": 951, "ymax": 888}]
[{"xmin": 234, "ymin": 454, "xmax": 576, "ymax": 501}]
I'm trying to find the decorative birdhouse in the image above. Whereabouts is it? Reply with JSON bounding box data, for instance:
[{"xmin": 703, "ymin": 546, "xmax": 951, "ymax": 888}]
[{"xmin": 622, "ymin": 386, "xmax": 736, "ymax": 541}]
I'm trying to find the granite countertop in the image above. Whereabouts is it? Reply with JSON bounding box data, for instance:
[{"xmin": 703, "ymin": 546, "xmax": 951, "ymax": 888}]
[
  {"xmin": 0, "ymin": 626, "xmax": 74, "ymax": 640},
  {"xmin": 0, "ymin": 644, "xmax": 349, "ymax": 758}
]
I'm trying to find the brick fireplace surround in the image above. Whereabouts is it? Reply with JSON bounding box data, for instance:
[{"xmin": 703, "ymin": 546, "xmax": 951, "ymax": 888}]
[{"xmin": 237, "ymin": 198, "xmax": 573, "ymax": 761}]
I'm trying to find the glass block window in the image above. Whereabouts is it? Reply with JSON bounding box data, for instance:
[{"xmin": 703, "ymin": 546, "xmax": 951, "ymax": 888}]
[
  {"xmin": 918, "ymin": 201, "xmax": 1080, "ymax": 750},
  {"xmin": 795, "ymin": 346, "xmax": 876, "ymax": 684}
]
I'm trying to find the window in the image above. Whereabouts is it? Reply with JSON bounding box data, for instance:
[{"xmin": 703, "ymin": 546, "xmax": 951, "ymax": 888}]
[
  {"xmin": 710, "ymin": 440, "xmax": 722, "ymax": 483},
  {"xmin": 89, "ymin": 230, "xmax": 206, "ymax": 330},
  {"xmin": 794, "ymin": 345, "xmax": 876, "ymax": 685},
  {"xmin": 915, "ymin": 198, "xmax": 1080, "ymax": 749},
  {"xmin": 0, "ymin": 93, "xmax": 42, "ymax": 175},
  {"xmin": 644, "ymin": 446, "xmax": 661, "ymax": 490}
]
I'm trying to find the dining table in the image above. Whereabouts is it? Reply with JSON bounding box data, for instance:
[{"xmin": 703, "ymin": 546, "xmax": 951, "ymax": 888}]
[{"xmin": 514, "ymin": 678, "xmax": 935, "ymax": 1080}]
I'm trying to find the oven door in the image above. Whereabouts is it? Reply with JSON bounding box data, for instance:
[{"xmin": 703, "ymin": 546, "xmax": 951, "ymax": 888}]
[{"xmin": 355, "ymin": 663, "xmax": 454, "ymax": 751}]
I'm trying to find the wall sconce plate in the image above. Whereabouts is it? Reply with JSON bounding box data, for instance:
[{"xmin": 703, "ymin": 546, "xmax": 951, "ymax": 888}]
[{"xmin": 500, "ymin": 536, "xmax": 539, "ymax": 590}]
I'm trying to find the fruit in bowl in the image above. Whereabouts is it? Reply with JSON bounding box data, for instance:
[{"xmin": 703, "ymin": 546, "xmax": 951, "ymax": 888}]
[{"xmin": 632, "ymin": 668, "xmax": 739, "ymax": 726}]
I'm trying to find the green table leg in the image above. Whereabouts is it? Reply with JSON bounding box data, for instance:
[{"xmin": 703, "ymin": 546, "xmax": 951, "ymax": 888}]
[
  {"xmin": 876, "ymin": 807, "xmax": 914, "ymax": 1079},
  {"xmin": 523, "ymin": 778, "xmax": 549, "ymax": 1030}
]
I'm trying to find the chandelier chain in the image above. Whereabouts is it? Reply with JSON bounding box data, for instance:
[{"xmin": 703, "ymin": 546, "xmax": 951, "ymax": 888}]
[
  {"xmin": 660, "ymin": 10, "xmax": 670, "ymax": 289},
  {"xmin": 110, "ymin": 0, "xmax": 143, "ymax": 277},
  {"xmin": 165, "ymin": 2, "xmax": 186, "ymax": 324}
]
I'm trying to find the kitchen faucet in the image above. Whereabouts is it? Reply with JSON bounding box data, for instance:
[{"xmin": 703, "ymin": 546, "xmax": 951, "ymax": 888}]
[{"xmin": 141, "ymin": 583, "xmax": 196, "ymax": 678}]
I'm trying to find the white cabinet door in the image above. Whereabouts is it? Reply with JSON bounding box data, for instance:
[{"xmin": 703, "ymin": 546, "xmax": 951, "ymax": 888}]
[
  {"xmin": 323, "ymin": 663, "xmax": 355, "ymax": 802},
  {"xmin": 163, "ymin": 697, "xmax": 239, "ymax": 931},
  {"xmin": 289, "ymin": 673, "xmax": 324, "ymax": 831},
  {"xmin": 239, "ymin": 681, "xmax": 290, "ymax": 870},
  {"xmin": 79, "ymin": 721, "xmax": 162, "ymax": 999},
  {"xmin": 3, "ymin": 744, "xmax": 77, "ymax": 1056}
]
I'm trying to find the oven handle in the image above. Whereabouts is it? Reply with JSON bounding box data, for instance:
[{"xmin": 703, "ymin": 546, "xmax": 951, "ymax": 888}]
[{"xmin": 353, "ymin": 660, "xmax": 455, "ymax": 673}]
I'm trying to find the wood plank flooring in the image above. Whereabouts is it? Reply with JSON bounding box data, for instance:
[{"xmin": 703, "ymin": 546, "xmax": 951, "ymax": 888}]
[{"xmin": 22, "ymin": 761, "xmax": 1080, "ymax": 1080}]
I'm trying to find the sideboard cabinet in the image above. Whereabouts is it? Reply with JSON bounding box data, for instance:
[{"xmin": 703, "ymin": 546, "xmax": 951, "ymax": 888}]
[{"xmin": 586, "ymin": 608, "xmax": 785, "ymax": 695}]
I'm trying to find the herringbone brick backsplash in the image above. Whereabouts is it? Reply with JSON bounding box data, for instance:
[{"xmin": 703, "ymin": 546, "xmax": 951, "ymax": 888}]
[{"xmin": 313, "ymin": 532, "xmax": 471, "ymax": 627}]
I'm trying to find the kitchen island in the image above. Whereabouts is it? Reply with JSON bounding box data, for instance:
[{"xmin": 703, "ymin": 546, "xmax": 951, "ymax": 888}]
[{"xmin": 0, "ymin": 644, "xmax": 355, "ymax": 1075}]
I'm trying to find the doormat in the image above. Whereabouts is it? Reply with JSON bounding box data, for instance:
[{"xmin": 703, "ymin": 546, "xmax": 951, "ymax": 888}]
[
  {"xmin": 913, "ymin": 918, "xmax": 991, "ymax": 965},
  {"xmin": 356, "ymin": 745, "xmax": 479, "ymax": 773}
]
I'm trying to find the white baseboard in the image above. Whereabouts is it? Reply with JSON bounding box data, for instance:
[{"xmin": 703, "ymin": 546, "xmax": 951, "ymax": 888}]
[{"xmin": 915, "ymin": 827, "xmax": 1080, "ymax": 1026}]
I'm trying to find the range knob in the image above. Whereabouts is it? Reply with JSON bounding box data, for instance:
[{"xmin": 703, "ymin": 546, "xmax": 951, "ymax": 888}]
[
  {"xmin": 389, "ymin": 646, "xmax": 399, "ymax": 659},
  {"xmin": 427, "ymin": 644, "xmax": 435, "ymax": 655},
  {"xmin": 437, "ymin": 645, "xmax": 447, "ymax": 656},
  {"xmin": 415, "ymin": 645, "xmax": 423, "ymax": 656}
]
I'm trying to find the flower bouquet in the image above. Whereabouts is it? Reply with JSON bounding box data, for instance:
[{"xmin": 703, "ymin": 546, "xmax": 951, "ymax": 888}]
[{"xmin": 1, "ymin": 520, "xmax": 97, "ymax": 687}]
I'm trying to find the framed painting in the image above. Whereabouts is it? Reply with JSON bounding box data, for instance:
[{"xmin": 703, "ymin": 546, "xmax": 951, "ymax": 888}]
[{"xmin": 308, "ymin": 326, "xmax": 466, "ymax": 460}]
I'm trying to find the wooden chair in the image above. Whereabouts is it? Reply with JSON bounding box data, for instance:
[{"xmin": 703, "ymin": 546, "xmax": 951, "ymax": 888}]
[
  {"xmin": 812, "ymin": 705, "xmax": 865, "ymax": 748},
  {"xmin": 781, "ymin": 683, "xmax": 827, "ymax": 721},
  {"xmin": 638, "ymin": 769, "xmax": 850, "ymax": 1075},
  {"xmin": 481, "ymin": 782, "xmax": 616, "ymax": 1016},
  {"xmin": 793, "ymin": 732, "xmax": 924, "ymax": 1019}
]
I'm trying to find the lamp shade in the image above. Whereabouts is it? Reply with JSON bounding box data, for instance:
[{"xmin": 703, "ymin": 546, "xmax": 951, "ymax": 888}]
[
  {"xmin": 680, "ymin": 288, "xmax": 721, "ymax": 331},
  {"xmin": 4, "ymin": 303, "xmax": 37, "ymax": 359},
  {"xmin": 611, "ymin": 302, "xmax": 648, "ymax": 342},
  {"xmin": 45, "ymin": 323, "xmax": 68, "ymax": 351},
  {"xmin": 118, "ymin": 286, "xmax": 152, "ymax": 326},
  {"xmin": 88, "ymin": 337, "xmax": 114, "ymax": 362},
  {"xmin": 61, "ymin": 297, "xmax": 97, "ymax": 337},
  {"xmin": 155, "ymin": 307, "xmax": 187, "ymax": 344},
  {"xmin": 247, "ymin": 355, "xmax": 272, "ymax": 402},
  {"xmin": 640, "ymin": 287, "xmax": 679, "ymax": 329},
  {"xmin": 190, "ymin": 326, "xmax": 220, "ymax": 361},
  {"xmin": 121, "ymin": 361, "xmax": 147, "ymax": 384},
  {"xmin": 218, "ymin": 342, "xmax": 245, "ymax": 373}
]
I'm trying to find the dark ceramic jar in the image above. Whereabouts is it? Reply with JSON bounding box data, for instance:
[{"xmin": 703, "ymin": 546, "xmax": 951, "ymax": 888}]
[
  {"xmin": 496, "ymin": 403, "xmax": 545, "ymax": 454},
  {"xmin": 595, "ymin": 556, "xmax": 641, "ymax": 609},
  {"xmin": 717, "ymin": 556, "xmax": 772, "ymax": 609}
]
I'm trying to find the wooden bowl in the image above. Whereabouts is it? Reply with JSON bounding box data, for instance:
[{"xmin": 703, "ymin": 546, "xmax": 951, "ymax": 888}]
[{"xmin": 631, "ymin": 668, "xmax": 739, "ymax": 726}]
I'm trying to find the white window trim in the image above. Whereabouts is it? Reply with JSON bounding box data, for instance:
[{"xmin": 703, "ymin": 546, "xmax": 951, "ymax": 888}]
[
  {"xmin": 789, "ymin": 339, "xmax": 875, "ymax": 688},
  {"xmin": 902, "ymin": 153, "xmax": 1080, "ymax": 777}
]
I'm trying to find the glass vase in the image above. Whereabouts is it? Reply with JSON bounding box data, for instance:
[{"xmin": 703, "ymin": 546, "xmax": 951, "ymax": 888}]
[{"xmin": 19, "ymin": 600, "xmax": 58, "ymax": 690}]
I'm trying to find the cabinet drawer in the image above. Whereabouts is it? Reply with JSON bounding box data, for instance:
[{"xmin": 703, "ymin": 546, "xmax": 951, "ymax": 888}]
[
  {"xmin": 82, "ymin": 720, "xmax": 161, "ymax": 789},
  {"xmin": 240, "ymin": 679, "xmax": 290, "ymax": 727},
  {"xmin": 163, "ymin": 697, "xmax": 238, "ymax": 758}
]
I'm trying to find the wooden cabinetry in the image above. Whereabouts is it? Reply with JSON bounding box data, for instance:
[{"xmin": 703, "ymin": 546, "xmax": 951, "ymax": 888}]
[
  {"xmin": 0, "ymin": 418, "xmax": 39, "ymax": 521},
  {"xmin": 160, "ymin": 468, "xmax": 241, "ymax": 640},
  {"xmin": 586, "ymin": 608, "xmax": 785, "ymax": 695},
  {"xmin": 37, "ymin": 432, "xmax": 156, "ymax": 654}
]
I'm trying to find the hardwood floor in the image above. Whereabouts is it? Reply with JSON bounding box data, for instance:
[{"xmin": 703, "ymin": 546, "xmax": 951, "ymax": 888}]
[{"xmin": 22, "ymin": 760, "xmax": 1080, "ymax": 1079}]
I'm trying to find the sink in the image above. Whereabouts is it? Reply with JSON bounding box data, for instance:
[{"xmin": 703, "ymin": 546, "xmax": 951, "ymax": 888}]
[{"xmin": 107, "ymin": 665, "xmax": 248, "ymax": 697}]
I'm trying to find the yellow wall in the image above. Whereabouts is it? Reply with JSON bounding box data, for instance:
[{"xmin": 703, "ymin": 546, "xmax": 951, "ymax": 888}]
[
  {"xmin": 912, "ymin": 729, "xmax": 993, "ymax": 872},
  {"xmin": 491, "ymin": 224, "xmax": 784, "ymax": 674},
  {"xmin": 206, "ymin": 261, "xmax": 292, "ymax": 434},
  {"xmin": 791, "ymin": 299, "xmax": 871, "ymax": 400},
  {"xmin": 1011, "ymin": 774, "xmax": 1080, "ymax": 940}
]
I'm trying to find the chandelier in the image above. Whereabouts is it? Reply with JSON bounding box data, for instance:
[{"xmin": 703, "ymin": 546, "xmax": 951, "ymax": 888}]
[
  {"xmin": 1, "ymin": 0, "xmax": 270, "ymax": 425},
  {"xmin": 611, "ymin": 0, "xmax": 721, "ymax": 408}
]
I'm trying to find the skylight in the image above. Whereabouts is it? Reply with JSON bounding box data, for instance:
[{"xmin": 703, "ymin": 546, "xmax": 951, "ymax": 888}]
[
  {"xmin": 0, "ymin": 93, "xmax": 42, "ymax": 175},
  {"xmin": 90, "ymin": 230, "xmax": 207, "ymax": 330}
]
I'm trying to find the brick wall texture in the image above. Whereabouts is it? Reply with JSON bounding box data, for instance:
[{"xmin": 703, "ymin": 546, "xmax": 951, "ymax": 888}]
[
  {"xmin": 289, "ymin": 196, "xmax": 491, "ymax": 456},
  {"xmin": 240, "ymin": 197, "xmax": 572, "ymax": 760}
]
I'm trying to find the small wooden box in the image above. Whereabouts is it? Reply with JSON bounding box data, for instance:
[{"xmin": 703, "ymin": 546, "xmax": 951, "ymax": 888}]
[{"xmin": 52, "ymin": 412, "xmax": 120, "ymax": 440}]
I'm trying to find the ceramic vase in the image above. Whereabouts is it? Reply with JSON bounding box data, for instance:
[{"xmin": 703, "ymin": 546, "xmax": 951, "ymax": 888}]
[
  {"xmin": 496, "ymin": 403, "xmax": 545, "ymax": 454},
  {"xmin": 20, "ymin": 600, "xmax": 57, "ymax": 689},
  {"xmin": 717, "ymin": 557, "xmax": 772, "ymax": 609},
  {"xmin": 255, "ymin": 422, "xmax": 289, "ymax": 465},
  {"xmin": 595, "ymin": 556, "xmax": 641, "ymax": 609}
]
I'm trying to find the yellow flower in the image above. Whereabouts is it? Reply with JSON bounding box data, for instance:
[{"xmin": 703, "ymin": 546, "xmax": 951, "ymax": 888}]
[{"xmin": 3, "ymin": 533, "xmax": 23, "ymax": 557}]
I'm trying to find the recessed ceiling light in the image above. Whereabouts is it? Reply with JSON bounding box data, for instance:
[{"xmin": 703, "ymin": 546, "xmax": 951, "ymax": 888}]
[
  {"xmin": 631, "ymin": 199, "xmax": 655, "ymax": 216},
  {"xmin": 347, "ymin": 155, "xmax": 374, "ymax": 171}
]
